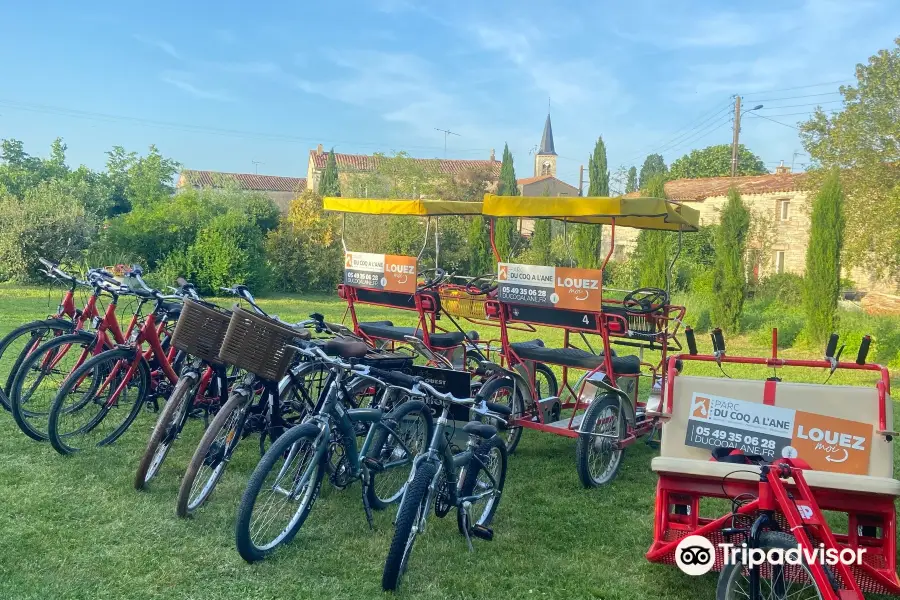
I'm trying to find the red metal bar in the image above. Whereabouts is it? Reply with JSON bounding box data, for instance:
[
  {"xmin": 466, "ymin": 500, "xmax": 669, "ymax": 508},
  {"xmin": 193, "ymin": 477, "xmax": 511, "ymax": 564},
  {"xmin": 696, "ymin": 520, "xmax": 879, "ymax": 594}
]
[
  {"xmin": 772, "ymin": 327, "xmax": 778, "ymax": 360},
  {"xmin": 489, "ymin": 218, "xmax": 500, "ymax": 262}
]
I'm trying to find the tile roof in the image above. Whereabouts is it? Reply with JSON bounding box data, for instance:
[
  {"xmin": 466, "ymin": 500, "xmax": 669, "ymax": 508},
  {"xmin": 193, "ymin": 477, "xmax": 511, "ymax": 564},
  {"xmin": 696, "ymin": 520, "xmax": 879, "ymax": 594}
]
[
  {"xmin": 623, "ymin": 172, "xmax": 808, "ymax": 201},
  {"xmin": 309, "ymin": 151, "xmax": 501, "ymax": 176},
  {"xmin": 517, "ymin": 174, "xmax": 556, "ymax": 185},
  {"xmin": 180, "ymin": 170, "xmax": 307, "ymax": 193}
]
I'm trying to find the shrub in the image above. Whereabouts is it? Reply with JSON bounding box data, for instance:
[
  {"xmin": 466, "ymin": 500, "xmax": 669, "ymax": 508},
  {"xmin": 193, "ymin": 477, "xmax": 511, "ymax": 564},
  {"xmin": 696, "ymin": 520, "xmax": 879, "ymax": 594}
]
[
  {"xmin": 187, "ymin": 212, "xmax": 268, "ymax": 294},
  {"xmin": 754, "ymin": 273, "xmax": 805, "ymax": 307},
  {"xmin": 749, "ymin": 316, "xmax": 804, "ymax": 349}
]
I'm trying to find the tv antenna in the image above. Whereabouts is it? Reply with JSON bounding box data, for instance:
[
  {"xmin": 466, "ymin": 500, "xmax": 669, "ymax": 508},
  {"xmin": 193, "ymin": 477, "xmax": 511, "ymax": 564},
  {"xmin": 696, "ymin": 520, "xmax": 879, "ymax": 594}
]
[
  {"xmin": 251, "ymin": 160, "xmax": 264, "ymax": 174},
  {"xmin": 434, "ymin": 128, "xmax": 460, "ymax": 158}
]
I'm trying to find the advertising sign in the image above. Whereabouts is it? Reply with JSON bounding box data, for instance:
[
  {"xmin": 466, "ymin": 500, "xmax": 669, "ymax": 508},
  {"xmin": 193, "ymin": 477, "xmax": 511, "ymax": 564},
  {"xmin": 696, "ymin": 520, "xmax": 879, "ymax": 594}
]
[
  {"xmin": 497, "ymin": 263, "xmax": 603, "ymax": 311},
  {"xmin": 344, "ymin": 252, "xmax": 417, "ymax": 293},
  {"xmin": 684, "ymin": 392, "xmax": 873, "ymax": 475}
]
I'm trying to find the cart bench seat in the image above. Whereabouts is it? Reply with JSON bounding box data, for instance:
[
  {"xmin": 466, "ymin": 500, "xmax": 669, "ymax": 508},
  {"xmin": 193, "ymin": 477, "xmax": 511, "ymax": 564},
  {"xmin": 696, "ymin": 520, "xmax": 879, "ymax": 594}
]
[
  {"xmin": 656, "ymin": 374, "xmax": 897, "ymax": 493},
  {"xmin": 359, "ymin": 321, "xmax": 464, "ymax": 348},
  {"xmin": 509, "ymin": 341, "xmax": 641, "ymax": 373},
  {"xmin": 651, "ymin": 457, "xmax": 900, "ymax": 496}
]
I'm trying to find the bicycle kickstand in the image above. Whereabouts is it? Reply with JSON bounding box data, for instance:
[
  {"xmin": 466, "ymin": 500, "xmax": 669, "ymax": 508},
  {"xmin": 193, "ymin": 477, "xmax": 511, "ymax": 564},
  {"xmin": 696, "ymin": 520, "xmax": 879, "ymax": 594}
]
[{"xmin": 361, "ymin": 478, "xmax": 375, "ymax": 531}]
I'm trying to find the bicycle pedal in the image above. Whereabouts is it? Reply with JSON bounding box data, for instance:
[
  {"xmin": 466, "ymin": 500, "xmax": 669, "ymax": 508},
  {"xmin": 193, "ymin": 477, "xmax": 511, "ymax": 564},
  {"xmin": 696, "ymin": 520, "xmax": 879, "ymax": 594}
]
[
  {"xmin": 471, "ymin": 525, "xmax": 494, "ymax": 541},
  {"xmin": 362, "ymin": 457, "xmax": 384, "ymax": 473}
]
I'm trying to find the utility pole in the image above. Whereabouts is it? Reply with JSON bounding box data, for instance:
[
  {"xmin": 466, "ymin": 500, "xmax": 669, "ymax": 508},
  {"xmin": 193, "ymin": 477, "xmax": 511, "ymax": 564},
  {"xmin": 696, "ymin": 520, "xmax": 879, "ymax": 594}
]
[
  {"xmin": 434, "ymin": 128, "xmax": 460, "ymax": 158},
  {"xmin": 251, "ymin": 160, "xmax": 264, "ymax": 174},
  {"xmin": 730, "ymin": 96, "xmax": 741, "ymax": 177},
  {"xmin": 579, "ymin": 164, "xmax": 584, "ymax": 197}
]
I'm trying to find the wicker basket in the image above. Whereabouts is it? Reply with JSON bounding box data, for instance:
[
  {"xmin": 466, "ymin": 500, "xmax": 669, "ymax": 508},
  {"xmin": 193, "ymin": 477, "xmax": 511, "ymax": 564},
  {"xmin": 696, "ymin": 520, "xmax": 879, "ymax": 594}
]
[
  {"xmin": 218, "ymin": 306, "xmax": 301, "ymax": 381},
  {"xmin": 438, "ymin": 289, "xmax": 487, "ymax": 319},
  {"xmin": 170, "ymin": 300, "xmax": 232, "ymax": 364}
]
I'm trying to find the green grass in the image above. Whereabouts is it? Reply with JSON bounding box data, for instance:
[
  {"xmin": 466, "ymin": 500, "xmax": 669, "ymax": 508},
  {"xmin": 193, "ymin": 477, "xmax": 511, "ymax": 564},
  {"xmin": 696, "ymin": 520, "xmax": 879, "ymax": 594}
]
[{"xmin": 0, "ymin": 285, "xmax": 897, "ymax": 599}]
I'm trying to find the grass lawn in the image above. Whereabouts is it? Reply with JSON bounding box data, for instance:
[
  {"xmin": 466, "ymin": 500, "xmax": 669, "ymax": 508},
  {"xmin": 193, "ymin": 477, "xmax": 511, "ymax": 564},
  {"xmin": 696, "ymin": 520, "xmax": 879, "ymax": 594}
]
[{"xmin": 0, "ymin": 285, "xmax": 897, "ymax": 599}]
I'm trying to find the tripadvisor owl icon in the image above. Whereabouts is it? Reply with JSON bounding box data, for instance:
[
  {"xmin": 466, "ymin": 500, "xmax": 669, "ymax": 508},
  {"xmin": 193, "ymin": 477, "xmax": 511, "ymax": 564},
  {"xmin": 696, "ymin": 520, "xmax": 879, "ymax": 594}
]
[{"xmin": 675, "ymin": 535, "xmax": 716, "ymax": 576}]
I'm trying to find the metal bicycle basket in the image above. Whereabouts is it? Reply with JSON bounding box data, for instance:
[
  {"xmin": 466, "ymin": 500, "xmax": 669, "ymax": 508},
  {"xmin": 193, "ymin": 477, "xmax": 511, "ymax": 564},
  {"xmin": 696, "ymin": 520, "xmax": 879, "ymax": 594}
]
[
  {"xmin": 170, "ymin": 300, "xmax": 232, "ymax": 365},
  {"xmin": 438, "ymin": 287, "xmax": 488, "ymax": 319},
  {"xmin": 218, "ymin": 305, "xmax": 301, "ymax": 381}
]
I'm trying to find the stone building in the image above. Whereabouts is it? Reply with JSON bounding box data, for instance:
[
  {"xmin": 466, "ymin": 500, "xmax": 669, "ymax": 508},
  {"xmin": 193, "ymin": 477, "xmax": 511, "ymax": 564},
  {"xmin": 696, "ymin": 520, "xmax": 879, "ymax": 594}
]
[
  {"xmin": 176, "ymin": 170, "xmax": 306, "ymax": 213},
  {"xmin": 619, "ymin": 168, "xmax": 887, "ymax": 292}
]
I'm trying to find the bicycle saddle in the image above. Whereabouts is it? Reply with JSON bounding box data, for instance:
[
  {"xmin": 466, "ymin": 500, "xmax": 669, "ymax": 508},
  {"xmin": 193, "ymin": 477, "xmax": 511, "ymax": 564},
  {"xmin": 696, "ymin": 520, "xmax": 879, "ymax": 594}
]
[{"xmin": 323, "ymin": 337, "xmax": 369, "ymax": 359}]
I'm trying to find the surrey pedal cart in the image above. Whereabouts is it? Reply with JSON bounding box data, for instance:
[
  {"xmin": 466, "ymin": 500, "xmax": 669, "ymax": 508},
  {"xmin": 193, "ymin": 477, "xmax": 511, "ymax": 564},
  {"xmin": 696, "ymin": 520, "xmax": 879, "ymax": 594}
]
[
  {"xmin": 476, "ymin": 193, "xmax": 699, "ymax": 486},
  {"xmin": 647, "ymin": 328, "xmax": 900, "ymax": 599}
]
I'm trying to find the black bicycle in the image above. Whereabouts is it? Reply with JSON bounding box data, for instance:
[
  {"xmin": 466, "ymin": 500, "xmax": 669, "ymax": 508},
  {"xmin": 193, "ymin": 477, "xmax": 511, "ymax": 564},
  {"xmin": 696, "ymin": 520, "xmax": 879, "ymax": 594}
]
[{"xmin": 382, "ymin": 373, "xmax": 511, "ymax": 591}]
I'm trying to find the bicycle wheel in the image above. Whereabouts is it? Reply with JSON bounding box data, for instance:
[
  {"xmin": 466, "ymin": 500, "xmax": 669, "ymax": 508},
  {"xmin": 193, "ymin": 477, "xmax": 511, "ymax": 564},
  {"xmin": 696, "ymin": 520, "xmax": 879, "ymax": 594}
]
[
  {"xmin": 575, "ymin": 393, "xmax": 626, "ymax": 487},
  {"xmin": 0, "ymin": 318, "xmax": 73, "ymax": 411},
  {"xmin": 9, "ymin": 332, "xmax": 97, "ymax": 442},
  {"xmin": 366, "ymin": 399, "xmax": 433, "ymax": 510},
  {"xmin": 534, "ymin": 362, "xmax": 559, "ymax": 398},
  {"xmin": 477, "ymin": 377, "xmax": 525, "ymax": 454},
  {"xmin": 134, "ymin": 370, "xmax": 201, "ymax": 490},
  {"xmin": 48, "ymin": 347, "xmax": 149, "ymax": 455},
  {"xmin": 717, "ymin": 531, "xmax": 836, "ymax": 600},
  {"xmin": 456, "ymin": 435, "xmax": 508, "ymax": 534},
  {"xmin": 258, "ymin": 362, "xmax": 329, "ymax": 456},
  {"xmin": 234, "ymin": 422, "xmax": 326, "ymax": 562},
  {"xmin": 175, "ymin": 386, "xmax": 253, "ymax": 517},
  {"xmin": 382, "ymin": 460, "xmax": 437, "ymax": 592}
]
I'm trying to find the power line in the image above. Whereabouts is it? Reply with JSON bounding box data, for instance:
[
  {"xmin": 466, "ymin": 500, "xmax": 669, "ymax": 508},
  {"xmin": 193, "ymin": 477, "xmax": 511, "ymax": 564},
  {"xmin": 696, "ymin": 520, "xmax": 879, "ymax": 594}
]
[
  {"xmin": 747, "ymin": 113, "xmax": 799, "ymax": 130},
  {"xmin": 664, "ymin": 115, "xmax": 734, "ymax": 156},
  {"xmin": 757, "ymin": 109, "xmax": 839, "ymax": 118},
  {"xmin": 0, "ymin": 98, "xmax": 495, "ymax": 156},
  {"xmin": 741, "ymin": 79, "xmax": 852, "ymax": 95},
  {"xmin": 622, "ymin": 98, "xmax": 733, "ymax": 163},
  {"xmin": 743, "ymin": 91, "xmax": 842, "ymax": 103},
  {"xmin": 759, "ymin": 100, "xmax": 843, "ymax": 110}
]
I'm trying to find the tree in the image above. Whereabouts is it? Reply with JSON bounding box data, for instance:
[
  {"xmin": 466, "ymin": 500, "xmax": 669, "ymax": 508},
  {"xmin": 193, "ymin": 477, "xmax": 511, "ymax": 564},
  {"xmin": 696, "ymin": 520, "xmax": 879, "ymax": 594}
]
[
  {"xmin": 574, "ymin": 136, "xmax": 608, "ymax": 268},
  {"xmin": 711, "ymin": 187, "xmax": 750, "ymax": 332},
  {"xmin": 632, "ymin": 175, "xmax": 670, "ymax": 288},
  {"xmin": 494, "ymin": 144, "xmax": 519, "ymax": 262},
  {"xmin": 467, "ymin": 216, "xmax": 494, "ymax": 274},
  {"xmin": 319, "ymin": 148, "xmax": 341, "ymax": 197},
  {"xmin": 803, "ymin": 170, "xmax": 845, "ymax": 343},
  {"xmin": 125, "ymin": 145, "xmax": 180, "ymax": 206},
  {"xmin": 669, "ymin": 144, "xmax": 766, "ymax": 179},
  {"xmin": 800, "ymin": 38, "xmax": 900, "ymax": 281},
  {"xmin": 625, "ymin": 166, "xmax": 638, "ymax": 193},
  {"xmin": 638, "ymin": 154, "xmax": 667, "ymax": 188}
]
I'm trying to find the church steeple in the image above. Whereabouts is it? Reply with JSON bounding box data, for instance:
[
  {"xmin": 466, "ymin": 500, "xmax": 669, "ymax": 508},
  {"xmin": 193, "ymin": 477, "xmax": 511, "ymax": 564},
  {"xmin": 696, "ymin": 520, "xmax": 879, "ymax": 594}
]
[{"xmin": 538, "ymin": 113, "xmax": 556, "ymax": 156}]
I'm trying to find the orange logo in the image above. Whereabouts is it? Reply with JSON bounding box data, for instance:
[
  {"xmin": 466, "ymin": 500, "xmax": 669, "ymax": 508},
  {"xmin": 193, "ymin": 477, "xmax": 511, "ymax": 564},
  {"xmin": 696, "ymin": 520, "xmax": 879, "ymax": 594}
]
[
  {"xmin": 345, "ymin": 253, "xmax": 353, "ymax": 268},
  {"xmin": 553, "ymin": 266, "xmax": 602, "ymax": 310},
  {"xmin": 498, "ymin": 266, "xmax": 508, "ymax": 280},
  {"xmin": 691, "ymin": 396, "xmax": 710, "ymax": 419},
  {"xmin": 791, "ymin": 412, "xmax": 872, "ymax": 475},
  {"xmin": 383, "ymin": 255, "xmax": 417, "ymax": 293}
]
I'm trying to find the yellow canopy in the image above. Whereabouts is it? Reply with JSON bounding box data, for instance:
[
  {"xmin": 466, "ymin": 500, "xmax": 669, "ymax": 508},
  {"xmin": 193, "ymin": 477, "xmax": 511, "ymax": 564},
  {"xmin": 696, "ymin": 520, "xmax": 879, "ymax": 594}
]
[
  {"xmin": 323, "ymin": 197, "xmax": 483, "ymax": 216},
  {"xmin": 481, "ymin": 194, "xmax": 699, "ymax": 232}
]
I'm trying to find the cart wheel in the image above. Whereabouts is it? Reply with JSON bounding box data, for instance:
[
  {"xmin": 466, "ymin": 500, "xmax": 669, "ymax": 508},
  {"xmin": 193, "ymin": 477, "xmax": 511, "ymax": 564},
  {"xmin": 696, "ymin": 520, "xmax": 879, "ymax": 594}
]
[
  {"xmin": 477, "ymin": 378, "xmax": 525, "ymax": 454},
  {"xmin": 533, "ymin": 363, "xmax": 558, "ymax": 398},
  {"xmin": 716, "ymin": 531, "xmax": 838, "ymax": 600},
  {"xmin": 575, "ymin": 394, "xmax": 626, "ymax": 487}
]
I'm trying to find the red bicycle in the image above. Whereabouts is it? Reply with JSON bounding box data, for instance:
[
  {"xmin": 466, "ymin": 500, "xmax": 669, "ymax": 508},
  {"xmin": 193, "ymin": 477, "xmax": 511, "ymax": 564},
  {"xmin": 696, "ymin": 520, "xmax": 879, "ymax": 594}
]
[
  {"xmin": 9, "ymin": 267, "xmax": 144, "ymax": 441},
  {"xmin": 46, "ymin": 267, "xmax": 189, "ymax": 455}
]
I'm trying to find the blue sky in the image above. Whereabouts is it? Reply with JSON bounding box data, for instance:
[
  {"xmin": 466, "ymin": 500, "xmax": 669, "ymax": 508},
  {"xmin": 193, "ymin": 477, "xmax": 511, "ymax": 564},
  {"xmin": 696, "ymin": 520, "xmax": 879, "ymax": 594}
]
[{"xmin": 1, "ymin": 0, "xmax": 898, "ymax": 186}]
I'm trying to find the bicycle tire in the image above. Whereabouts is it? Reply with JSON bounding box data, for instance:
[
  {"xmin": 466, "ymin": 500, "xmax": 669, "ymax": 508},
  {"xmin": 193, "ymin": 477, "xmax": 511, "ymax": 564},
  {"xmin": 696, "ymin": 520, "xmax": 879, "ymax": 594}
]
[
  {"xmin": 9, "ymin": 331, "xmax": 98, "ymax": 442},
  {"xmin": 48, "ymin": 347, "xmax": 150, "ymax": 455},
  {"xmin": 534, "ymin": 362, "xmax": 559, "ymax": 398},
  {"xmin": 476, "ymin": 377, "xmax": 525, "ymax": 454},
  {"xmin": 717, "ymin": 531, "xmax": 837, "ymax": 599},
  {"xmin": 382, "ymin": 460, "xmax": 437, "ymax": 592},
  {"xmin": 134, "ymin": 370, "xmax": 200, "ymax": 490},
  {"xmin": 0, "ymin": 318, "xmax": 74, "ymax": 411},
  {"xmin": 456, "ymin": 435, "xmax": 507, "ymax": 535},
  {"xmin": 175, "ymin": 387, "xmax": 252, "ymax": 518},
  {"xmin": 575, "ymin": 393, "xmax": 626, "ymax": 488},
  {"xmin": 234, "ymin": 422, "xmax": 325, "ymax": 562},
  {"xmin": 365, "ymin": 399, "xmax": 433, "ymax": 510}
]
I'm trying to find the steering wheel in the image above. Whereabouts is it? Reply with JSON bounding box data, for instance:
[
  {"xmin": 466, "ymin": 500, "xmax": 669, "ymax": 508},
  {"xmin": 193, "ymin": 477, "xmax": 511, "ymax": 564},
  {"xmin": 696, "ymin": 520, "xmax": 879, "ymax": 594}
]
[
  {"xmin": 622, "ymin": 287, "xmax": 669, "ymax": 315},
  {"xmin": 417, "ymin": 268, "xmax": 447, "ymax": 291},
  {"xmin": 465, "ymin": 273, "xmax": 498, "ymax": 296}
]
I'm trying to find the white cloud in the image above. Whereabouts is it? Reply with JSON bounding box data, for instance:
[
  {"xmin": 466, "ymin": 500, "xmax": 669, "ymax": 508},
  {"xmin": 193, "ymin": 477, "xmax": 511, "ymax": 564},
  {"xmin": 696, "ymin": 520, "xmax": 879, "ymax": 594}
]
[
  {"xmin": 160, "ymin": 71, "xmax": 236, "ymax": 102},
  {"xmin": 133, "ymin": 34, "xmax": 180, "ymax": 59}
]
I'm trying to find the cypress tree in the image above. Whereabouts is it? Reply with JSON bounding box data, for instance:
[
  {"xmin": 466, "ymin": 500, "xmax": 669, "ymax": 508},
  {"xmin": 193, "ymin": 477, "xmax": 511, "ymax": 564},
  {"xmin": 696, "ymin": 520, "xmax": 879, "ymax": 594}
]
[
  {"xmin": 633, "ymin": 174, "xmax": 670, "ymax": 288},
  {"xmin": 625, "ymin": 166, "xmax": 638, "ymax": 193},
  {"xmin": 467, "ymin": 216, "xmax": 494, "ymax": 274},
  {"xmin": 494, "ymin": 144, "xmax": 518, "ymax": 261},
  {"xmin": 712, "ymin": 187, "xmax": 750, "ymax": 333},
  {"xmin": 574, "ymin": 136, "xmax": 608, "ymax": 268},
  {"xmin": 320, "ymin": 148, "xmax": 341, "ymax": 197},
  {"xmin": 803, "ymin": 169, "xmax": 845, "ymax": 343}
]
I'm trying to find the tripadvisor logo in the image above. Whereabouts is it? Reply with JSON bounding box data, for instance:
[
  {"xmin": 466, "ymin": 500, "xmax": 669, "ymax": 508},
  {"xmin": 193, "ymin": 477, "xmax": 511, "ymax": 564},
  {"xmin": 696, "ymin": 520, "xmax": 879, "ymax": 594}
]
[{"xmin": 675, "ymin": 535, "xmax": 866, "ymax": 577}]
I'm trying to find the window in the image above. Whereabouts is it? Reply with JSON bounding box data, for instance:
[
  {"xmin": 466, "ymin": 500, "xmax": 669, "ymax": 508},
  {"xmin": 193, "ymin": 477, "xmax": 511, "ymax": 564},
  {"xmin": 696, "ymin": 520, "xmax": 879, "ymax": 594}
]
[
  {"xmin": 775, "ymin": 251, "xmax": 785, "ymax": 274},
  {"xmin": 779, "ymin": 199, "xmax": 790, "ymax": 221}
]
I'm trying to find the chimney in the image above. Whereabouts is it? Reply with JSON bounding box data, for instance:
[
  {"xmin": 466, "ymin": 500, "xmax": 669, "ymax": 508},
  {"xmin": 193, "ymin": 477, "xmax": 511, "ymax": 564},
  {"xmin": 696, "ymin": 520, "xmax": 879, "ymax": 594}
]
[
  {"xmin": 490, "ymin": 148, "xmax": 495, "ymax": 161},
  {"xmin": 775, "ymin": 160, "xmax": 791, "ymax": 175},
  {"xmin": 316, "ymin": 144, "xmax": 324, "ymax": 156}
]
